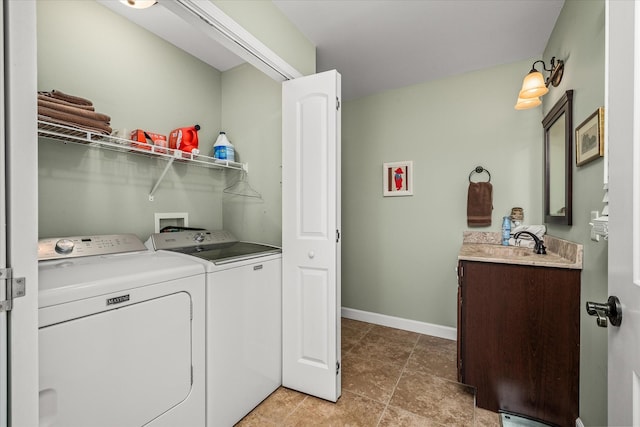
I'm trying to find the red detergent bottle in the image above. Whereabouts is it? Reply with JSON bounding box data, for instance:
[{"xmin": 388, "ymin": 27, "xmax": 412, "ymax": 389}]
[{"xmin": 169, "ymin": 124, "xmax": 200, "ymax": 154}]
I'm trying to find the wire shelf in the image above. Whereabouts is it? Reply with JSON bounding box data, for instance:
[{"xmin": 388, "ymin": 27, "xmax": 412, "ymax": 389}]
[{"xmin": 37, "ymin": 120, "xmax": 245, "ymax": 171}]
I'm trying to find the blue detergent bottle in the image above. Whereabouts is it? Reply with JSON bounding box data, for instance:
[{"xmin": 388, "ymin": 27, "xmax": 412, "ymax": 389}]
[
  {"xmin": 213, "ymin": 131, "xmax": 235, "ymax": 161},
  {"xmin": 502, "ymin": 216, "xmax": 511, "ymax": 246}
]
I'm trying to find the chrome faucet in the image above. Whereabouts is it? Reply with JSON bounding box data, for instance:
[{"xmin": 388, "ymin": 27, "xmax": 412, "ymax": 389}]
[{"xmin": 513, "ymin": 231, "xmax": 547, "ymax": 255}]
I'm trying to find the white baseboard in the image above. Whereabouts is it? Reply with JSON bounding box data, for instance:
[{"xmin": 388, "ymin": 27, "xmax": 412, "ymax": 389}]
[
  {"xmin": 341, "ymin": 307, "xmax": 457, "ymax": 341},
  {"xmin": 575, "ymin": 418, "xmax": 584, "ymax": 427}
]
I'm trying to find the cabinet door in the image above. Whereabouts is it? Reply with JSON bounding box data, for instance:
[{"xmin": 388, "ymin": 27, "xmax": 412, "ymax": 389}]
[
  {"xmin": 459, "ymin": 261, "xmax": 579, "ymax": 427},
  {"xmin": 282, "ymin": 70, "xmax": 341, "ymax": 402},
  {"xmin": 457, "ymin": 262, "xmax": 463, "ymax": 383}
]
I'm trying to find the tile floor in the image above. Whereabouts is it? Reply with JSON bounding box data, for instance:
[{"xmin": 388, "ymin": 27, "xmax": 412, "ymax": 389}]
[{"xmin": 236, "ymin": 318, "xmax": 501, "ymax": 426}]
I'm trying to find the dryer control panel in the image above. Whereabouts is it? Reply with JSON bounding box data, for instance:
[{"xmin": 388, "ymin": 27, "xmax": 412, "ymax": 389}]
[
  {"xmin": 38, "ymin": 234, "xmax": 147, "ymax": 260},
  {"xmin": 146, "ymin": 230, "xmax": 238, "ymax": 251}
]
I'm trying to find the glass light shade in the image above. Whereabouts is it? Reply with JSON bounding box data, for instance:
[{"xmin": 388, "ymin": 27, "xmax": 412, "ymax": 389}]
[
  {"xmin": 518, "ymin": 70, "xmax": 549, "ymax": 99},
  {"xmin": 514, "ymin": 96, "xmax": 542, "ymax": 110},
  {"xmin": 120, "ymin": 0, "xmax": 156, "ymax": 9}
]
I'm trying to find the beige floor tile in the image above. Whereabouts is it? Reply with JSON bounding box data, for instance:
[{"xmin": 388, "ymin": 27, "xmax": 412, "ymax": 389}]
[
  {"xmin": 474, "ymin": 407, "xmax": 501, "ymax": 427},
  {"xmin": 239, "ymin": 387, "xmax": 306, "ymax": 423},
  {"xmin": 234, "ymin": 411, "xmax": 278, "ymax": 427},
  {"xmin": 368, "ymin": 325, "xmax": 421, "ymax": 346},
  {"xmin": 415, "ymin": 334, "xmax": 457, "ymax": 353},
  {"xmin": 379, "ymin": 405, "xmax": 445, "ymax": 426},
  {"xmin": 341, "ymin": 353, "xmax": 405, "ymax": 403},
  {"xmin": 390, "ymin": 370, "xmax": 475, "ymax": 426},
  {"xmin": 349, "ymin": 332, "xmax": 416, "ymax": 367},
  {"xmin": 405, "ymin": 345, "xmax": 458, "ymax": 381},
  {"xmin": 239, "ymin": 320, "xmax": 494, "ymax": 426},
  {"xmin": 283, "ymin": 390, "xmax": 386, "ymax": 426},
  {"xmin": 342, "ymin": 323, "xmax": 368, "ymax": 354},
  {"xmin": 342, "ymin": 318, "xmax": 375, "ymax": 333}
]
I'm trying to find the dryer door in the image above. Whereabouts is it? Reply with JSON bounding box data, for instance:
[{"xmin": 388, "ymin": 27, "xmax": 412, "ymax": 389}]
[{"xmin": 39, "ymin": 291, "xmax": 192, "ymax": 427}]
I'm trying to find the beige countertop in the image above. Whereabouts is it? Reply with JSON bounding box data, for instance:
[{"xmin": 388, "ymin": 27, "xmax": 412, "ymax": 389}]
[{"xmin": 458, "ymin": 231, "xmax": 583, "ymax": 270}]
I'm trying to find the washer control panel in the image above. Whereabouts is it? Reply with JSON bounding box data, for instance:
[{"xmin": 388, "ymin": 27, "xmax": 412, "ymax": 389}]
[
  {"xmin": 146, "ymin": 230, "xmax": 238, "ymax": 251},
  {"xmin": 38, "ymin": 234, "xmax": 147, "ymax": 260}
]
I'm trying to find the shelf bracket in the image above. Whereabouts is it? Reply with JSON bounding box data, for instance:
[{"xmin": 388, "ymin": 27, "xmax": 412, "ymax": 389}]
[{"xmin": 149, "ymin": 154, "xmax": 178, "ymax": 201}]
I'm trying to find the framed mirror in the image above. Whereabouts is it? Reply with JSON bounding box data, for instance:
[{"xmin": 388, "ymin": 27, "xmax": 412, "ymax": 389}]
[{"xmin": 542, "ymin": 90, "xmax": 573, "ymax": 225}]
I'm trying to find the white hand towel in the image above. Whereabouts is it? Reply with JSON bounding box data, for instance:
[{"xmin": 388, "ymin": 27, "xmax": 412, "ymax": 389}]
[
  {"xmin": 511, "ymin": 224, "xmax": 546, "ymax": 239},
  {"xmin": 509, "ymin": 238, "xmax": 536, "ymax": 248}
]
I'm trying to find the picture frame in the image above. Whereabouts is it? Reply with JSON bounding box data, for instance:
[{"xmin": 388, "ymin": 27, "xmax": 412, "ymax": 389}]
[
  {"xmin": 383, "ymin": 161, "xmax": 413, "ymax": 196},
  {"xmin": 575, "ymin": 107, "xmax": 604, "ymax": 166}
]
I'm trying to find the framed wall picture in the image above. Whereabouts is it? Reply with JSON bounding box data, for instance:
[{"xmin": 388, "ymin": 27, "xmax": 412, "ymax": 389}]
[
  {"xmin": 383, "ymin": 161, "xmax": 413, "ymax": 196},
  {"xmin": 575, "ymin": 107, "xmax": 604, "ymax": 166}
]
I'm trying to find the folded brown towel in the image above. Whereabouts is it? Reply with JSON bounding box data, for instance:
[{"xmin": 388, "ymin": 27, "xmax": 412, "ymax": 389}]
[
  {"xmin": 38, "ymin": 98, "xmax": 111, "ymax": 122},
  {"xmin": 467, "ymin": 182, "xmax": 493, "ymax": 227},
  {"xmin": 38, "ymin": 106, "xmax": 112, "ymax": 134},
  {"xmin": 49, "ymin": 89, "xmax": 93, "ymax": 107},
  {"xmin": 38, "ymin": 114, "xmax": 111, "ymax": 137},
  {"xmin": 38, "ymin": 93, "xmax": 95, "ymax": 111}
]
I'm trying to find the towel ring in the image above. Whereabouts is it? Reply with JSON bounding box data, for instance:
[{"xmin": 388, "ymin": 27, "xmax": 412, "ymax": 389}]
[{"xmin": 469, "ymin": 166, "xmax": 491, "ymax": 183}]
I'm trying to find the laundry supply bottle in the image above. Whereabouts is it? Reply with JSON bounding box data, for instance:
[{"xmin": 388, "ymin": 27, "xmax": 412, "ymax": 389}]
[
  {"xmin": 502, "ymin": 216, "xmax": 511, "ymax": 246},
  {"xmin": 213, "ymin": 131, "xmax": 235, "ymax": 162},
  {"xmin": 169, "ymin": 124, "xmax": 200, "ymax": 154}
]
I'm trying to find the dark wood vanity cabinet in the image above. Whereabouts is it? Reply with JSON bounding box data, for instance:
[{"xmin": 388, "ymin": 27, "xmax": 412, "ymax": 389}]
[{"xmin": 457, "ymin": 260, "xmax": 580, "ymax": 427}]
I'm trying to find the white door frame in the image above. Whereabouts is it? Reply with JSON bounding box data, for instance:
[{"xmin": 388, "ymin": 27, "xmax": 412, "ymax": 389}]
[
  {"xmin": 5, "ymin": 1, "xmax": 39, "ymax": 426},
  {"xmin": 1, "ymin": 1, "xmax": 7, "ymax": 425},
  {"xmin": 606, "ymin": 0, "xmax": 640, "ymax": 425}
]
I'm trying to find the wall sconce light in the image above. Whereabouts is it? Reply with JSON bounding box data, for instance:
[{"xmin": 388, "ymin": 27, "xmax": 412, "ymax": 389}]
[
  {"xmin": 514, "ymin": 96, "xmax": 542, "ymax": 110},
  {"xmin": 120, "ymin": 0, "xmax": 157, "ymax": 9},
  {"xmin": 514, "ymin": 57, "xmax": 564, "ymax": 110}
]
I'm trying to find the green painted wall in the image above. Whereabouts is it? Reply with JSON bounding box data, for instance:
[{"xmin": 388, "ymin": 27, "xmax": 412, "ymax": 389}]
[
  {"xmin": 37, "ymin": 0, "xmax": 226, "ymax": 239},
  {"xmin": 215, "ymin": 1, "xmax": 316, "ymax": 246},
  {"xmin": 342, "ymin": 59, "xmax": 542, "ymax": 327},
  {"xmin": 213, "ymin": 0, "xmax": 316, "ymax": 76},
  {"xmin": 542, "ymin": 1, "xmax": 607, "ymax": 425},
  {"xmin": 36, "ymin": 0, "xmax": 313, "ymax": 242},
  {"xmin": 220, "ymin": 63, "xmax": 284, "ymax": 246},
  {"xmin": 342, "ymin": 1, "xmax": 606, "ymax": 423}
]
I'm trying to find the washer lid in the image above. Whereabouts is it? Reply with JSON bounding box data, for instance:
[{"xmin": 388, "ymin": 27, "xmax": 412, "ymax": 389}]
[
  {"xmin": 172, "ymin": 241, "xmax": 282, "ymax": 265},
  {"xmin": 38, "ymin": 251, "xmax": 205, "ymax": 308}
]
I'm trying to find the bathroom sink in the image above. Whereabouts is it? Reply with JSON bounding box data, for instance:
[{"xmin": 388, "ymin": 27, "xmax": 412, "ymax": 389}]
[
  {"xmin": 473, "ymin": 245, "xmax": 534, "ymax": 258},
  {"xmin": 459, "ymin": 231, "xmax": 583, "ymax": 269},
  {"xmin": 458, "ymin": 243, "xmax": 538, "ymax": 263}
]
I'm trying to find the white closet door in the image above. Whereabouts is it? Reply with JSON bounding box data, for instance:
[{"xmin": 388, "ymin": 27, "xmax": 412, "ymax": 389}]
[
  {"xmin": 0, "ymin": 2, "xmax": 7, "ymax": 424},
  {"xmin": 282, "ymin": 70, "xmax": 342, "ymax": 402},
  {"xmin": 4, "ymin": 2, "xmax": 39, "ymax": 426},
  {"xmin": 607, "ymin": 1, "xmax": 640, "ymax": 424}
]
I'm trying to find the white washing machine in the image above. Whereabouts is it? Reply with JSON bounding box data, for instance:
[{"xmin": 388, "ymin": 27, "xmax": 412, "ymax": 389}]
[
  {"xmin": 146, "ymin": 230, "xmax": 282, "ymax": 427},
  {"xmin": 38, "ymin": 234, "xmax": 207, "ymax": 427}
]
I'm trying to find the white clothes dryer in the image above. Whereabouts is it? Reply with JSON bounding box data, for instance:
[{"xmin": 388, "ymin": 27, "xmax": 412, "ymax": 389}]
[
  {"xmin": 146, "ymin": 230, "xmax": 282, "ymax": 427},
  {"xmin": 38, "ymin": 234, "xmax": 207, "ymax": 427}
]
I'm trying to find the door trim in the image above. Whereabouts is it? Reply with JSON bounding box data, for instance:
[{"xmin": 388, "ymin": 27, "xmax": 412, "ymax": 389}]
[{"xmin": 5, "ymin": 1, "xmax": 39, "ymax": 426}]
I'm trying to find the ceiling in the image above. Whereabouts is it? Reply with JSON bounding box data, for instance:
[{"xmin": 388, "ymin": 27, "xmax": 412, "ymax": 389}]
[
  {"xmin": 98, "ymin": 0, "xmax": 246, "ymax": 71},
  {"xmin": 272, "ymin": 0, "xmax": 565, "ymax": 100},
  {"xmin": 99, "ymin": 0, "xmax": 564, "ymax": 102}
]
